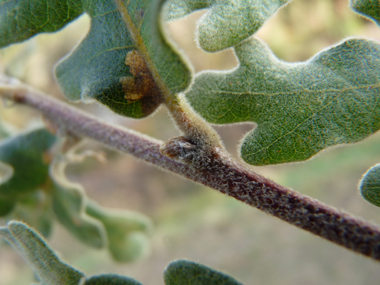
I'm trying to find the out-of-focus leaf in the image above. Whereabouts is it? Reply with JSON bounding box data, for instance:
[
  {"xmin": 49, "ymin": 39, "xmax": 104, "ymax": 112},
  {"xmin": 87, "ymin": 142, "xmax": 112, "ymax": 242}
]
[
  {"xmin": 351, "ymin": 0, "xmax": 380, "ymax": 25},
  {"xmin": 0, "ymin": 160, "xmax": 15, "ymax": 215},
  {"xmin": 81, "ymin": 274, "xmax": 143, "ymax": 285},
  {"xmin": 166, "ymin": 0, "xmax": 291, "ymax": 52},
  {"xmin": 0, "ymin": 221, "xmax": 85, "ymax": 285},
  {"xmin": 164, "ymin": 260, "xmax": 243, "ymax": 285},
  {"xmin": 50, "ymin": 161, "xmax": 107, "ymax": 249},
  {"xmin": 360, "ymin": 164, "xmax": 380, "ymax": 207},
  {"xmin": 0, "ymin": 128, "xmax": 56, "ymax": 198},
  {"xmin": 12, "ymin": 191, "xmax": 53, "ymax": 238},
  {"xmin": 186, "ymin": 37, "xmax": 380, "ymax": 165},
  {"xmin": 0, "ymin": 120, "xmax": 11, "ymax": 140},
  {"xmin": 0, "ymin": 198, "xmax": 15, "ymax": 216},
  {"xmin": 86, "ymin": 200, "xmax": 152, "ymax": 262}
]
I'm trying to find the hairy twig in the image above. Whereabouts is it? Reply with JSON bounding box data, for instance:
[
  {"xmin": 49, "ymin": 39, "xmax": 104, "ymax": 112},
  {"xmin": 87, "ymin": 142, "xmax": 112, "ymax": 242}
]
[{"xmin": 1, "ymin": 75, "xmax": 380, "ymax": 261}]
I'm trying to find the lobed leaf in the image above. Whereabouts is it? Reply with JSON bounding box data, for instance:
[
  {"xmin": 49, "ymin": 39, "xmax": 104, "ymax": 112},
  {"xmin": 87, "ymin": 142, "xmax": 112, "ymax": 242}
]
[
  {"xmin": 0, "ymin": 0, "xmax": 192, "ymax": 118},
  {"xmin": 186, "ymin": 38, "xmax": 380, "ymax": 165},
  {"xmin": 360, "ymin": 164, "xmax": 380, "ymax": 207},
  {"xmin": 0, "ymin": 221, "xmax": 84, "ymax": 285},
  {"xmin": 81, "ymin": 274, "xmax": 143, "ymax": 285},
  {"xmin": 166, "ymin": 0, "xmax": 291, "ymax": 52},
  {"xmin": 0, "ymin": 128, "xmax": 56, "ymax": 198},
  {"xmin": 164, "ymin": 259, "xmax": 243, "ymax": 285},
  {"xmin": 56, "ymin": 0, "xmax": 192, "ymax": 118},
  {"xmin": 351, "ymin": 0, "xmax": 380, "ymax": 25},
  {"xmin": 86, "ymin": 200, "xmax": 153, "ymax": 262},
  {"xmin": 50, "ymin": 161, "xmax": 107, "ymax": 249}
]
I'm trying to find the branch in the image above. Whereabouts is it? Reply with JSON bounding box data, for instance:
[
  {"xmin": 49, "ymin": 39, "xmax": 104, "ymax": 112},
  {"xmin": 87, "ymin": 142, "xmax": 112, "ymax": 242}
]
[{"xmin": 1, "ymin": 75, "xmax": 380, "ymax": 261}]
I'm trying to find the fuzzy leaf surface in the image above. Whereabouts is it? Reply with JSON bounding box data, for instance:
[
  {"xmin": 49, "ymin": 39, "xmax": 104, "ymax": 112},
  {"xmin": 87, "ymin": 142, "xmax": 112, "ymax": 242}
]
[
  {"xmin": 0, "ymin": 221, "xmax": 84, "ymax": 285},
  {"xmin": 351, "ymin": 0, "xmax": 380, "ymax": 25},
  {"xmin": 56, "ymin": 0, "xmax": 191, "ymax": 117},
  {"xmin": 164, "ymin": 260, "xmax": 243, "ymax": 285},
  {"xmin": 166, "ymin": 0, "xmax": 290, "ymax": 52},
  {"xmin": 186, "ymin": 38, "xmax": 380, "ymax": 165},
  {"xmin": 81, "ymin": 274, "xmax": 143, "ymax": 285},
  {"xmin": 360, "ymin": 164, "xmax": 380, "ymax": 207},
  {"xmin": 0, "ymin": 128, "xmax": 56, "ymax": 198},
  {"xmin": 0, "ymin": 0, "xmax": 191, "ymax": 118}
]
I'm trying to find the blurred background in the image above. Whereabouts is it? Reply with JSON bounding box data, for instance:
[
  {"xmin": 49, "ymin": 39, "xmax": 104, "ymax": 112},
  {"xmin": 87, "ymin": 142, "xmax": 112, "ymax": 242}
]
[{"xmin": 1, "ymin": 0, "xmax": 380, "ymax": 284}]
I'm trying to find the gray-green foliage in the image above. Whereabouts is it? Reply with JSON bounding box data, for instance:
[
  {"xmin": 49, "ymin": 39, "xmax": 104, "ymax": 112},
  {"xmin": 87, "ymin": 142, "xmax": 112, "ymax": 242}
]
[
  {"xmin": 0, "ymin": 221, "xmax": 85, "ymax": 285},
  {"xmin": 166, "ymin": 0, "xmax": 290, "ymax": 52},
  {"xmin": 164, "ymin": 260, "xmax": 243, "ymax": 285},
  {"xmin": 0, "ymin": 128, "xmax": 56, "ymax": 198},
  {"xmin": 0, "ymin": 128, "xmax": 56, "ymax": 235},
  {"xmin": 178, "ymin": 0, "xmax": 380, "ymax": 165},
  {"xmin": 86, "ymin": 200, "xmax": 152, "ymax": 262},
  {"xmin": 351, "ymin": 0, "xmax": 380, "ymax": 24},
  {"xmin": 360, "ymin": 164, "xmax": 380, "ymax": 207},
  {"xmin": 0, "ymin": 222, "xmax": 144, "ymax": 285},
  {"xmin": 0, "ymin": 0, "xmax": 192, "ymax": 118},
  {"xmin": 186, "ymin": 37, "xmax": 380, "ymax": 165},
  {"xmin": 0, "ymin": 0, "xmax": 380, "ymax": 283},
  {"xmin": 81, "ymin": 274, "xmax": 143, "ymax": 285},
  {"xmin": 1, "ymin": 0, "xmax": 378, "ymax": 166},
  {"xmin": 50, "ymin": 156, "xmax": 153, "ymax": 261},
  {"xmin": 0, "ymin": 222, "xmax": 239, "ymax": 285},
  {"xmin": 0, "ymin": 127, "xmax": 152, "ymax": 262},
  {"xmin": 50, "ymin": 158, "xmax": 108, "ymax": 249}
]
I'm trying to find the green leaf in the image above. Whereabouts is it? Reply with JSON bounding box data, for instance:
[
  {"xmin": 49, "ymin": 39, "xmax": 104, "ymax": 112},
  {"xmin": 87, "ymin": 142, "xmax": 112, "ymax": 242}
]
[
  {"xmin": 360, "ymin": 164, "xmax": 380, "ymax": 207},
  {"xmin": 55, "ymin": 0, "xmax": 191, "ymax": 117},
  {"xmin": 0, "ymin": 0, "xmax": 83, "ymax": 48},
  {"xmin": 0, "ymin": 221, "xmax": 85, "ymax": 285},
  {"xmin": 86, "ymin": 200, "xmax": 152, "ymax": 262},
  {"xmin": 166, "ymin": 0, "xmax": 291, "ymax": 52},
  {"xmin": 0, "ymin": 0, "xmax": 192, "ymax": 118},
  {"xmin": 164, "ymin": 260, "xmax": 243, "ymax": 285},
  {"xmin": 50, "ymin": 161, "xmax": 107, "ymax": 249},
  {"xmin": 81, "ymin": 274, "xmax": 143, "ymax": 285},
  {"xmin": 186, "ymin": 37, "xmax": 380, "ymax": 165},
  {"xmin": 350, "ymin": 0, "xmax": 380, "ymax": 25},
  {"xmin": 0, "ymin": 128, "xmax": 56, "ymax": 198}
]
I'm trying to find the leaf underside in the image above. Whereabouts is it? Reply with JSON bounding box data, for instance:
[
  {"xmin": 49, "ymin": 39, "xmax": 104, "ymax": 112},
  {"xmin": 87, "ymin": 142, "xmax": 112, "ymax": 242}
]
[
  {"xmin": 0, "ymin": 0, "xmax": 192, "ymax": 118},
  {"xmin": 360, "ymin": 164, "xmax": 380, "ymax": 207},
  {"xmin": 186, "ymin": 37, "xmax": 380, "ymax": 165}
]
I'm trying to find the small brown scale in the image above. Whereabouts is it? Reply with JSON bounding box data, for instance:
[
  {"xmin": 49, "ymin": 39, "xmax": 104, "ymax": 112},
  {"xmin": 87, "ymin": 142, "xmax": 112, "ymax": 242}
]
[{"xmin": 120, "ymin": 50, "xmax": 158, "ymax": 102}]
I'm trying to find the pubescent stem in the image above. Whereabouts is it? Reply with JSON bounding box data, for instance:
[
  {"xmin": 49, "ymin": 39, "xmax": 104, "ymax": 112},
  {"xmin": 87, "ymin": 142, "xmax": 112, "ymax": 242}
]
[{"xmin": 1, "ymin": 75, "xmax": 380, "ymax": 261}]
